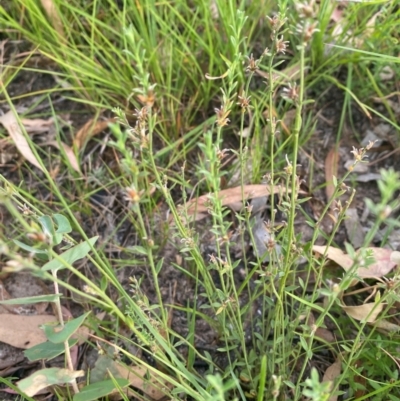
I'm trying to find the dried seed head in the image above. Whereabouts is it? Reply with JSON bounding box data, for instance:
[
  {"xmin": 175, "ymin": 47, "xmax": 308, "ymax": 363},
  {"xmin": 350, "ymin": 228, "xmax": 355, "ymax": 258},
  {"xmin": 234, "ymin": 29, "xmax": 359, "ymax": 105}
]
[
  {"xmin": 214, "ymin": 105, "xmax": 231, "ymax": 127},
  {"xmin": 266, "ymin": 13, "xmax": 287, "ymax": 32},
  {"xmin": 350, "ymin": 146, "xmax": 364, "ymax": 162},
  {"xmin": 284, "ymin": 154, "xmax": 293, "ymax": 175},
  {"xmin": 216, "ymin": 147, "xmax": 230, "ymax": 160},
  {"xmin": 124, "ymin": 185, "xmax": 141, "ymax": 203},
  {"xmin": 295, "ymin": 0, "xmax": 317, "ymax": 18},
  {"xmin": 237, "ymin": 94, "xmax": 251, "ymax": 111},
  {"xmin": 366, "ymin": 140, "xmax": 377, "ymax": 150},
  {"xmin": 18, "ymin": 204, "xmax": 34, "ymax": 216},
  {"xmin": 245, "ymin": 54, "xmax": 259, "ymax": 73},
  {"xmin": 267, "ymin": 237, "xmax": 277, "ymax": 253},
  {"xmin": 275, "ymin": 36, "xmax": 290, "ymax": 54},
  {"xmin": 282, "ymin": 82, "xmax": 299, "ymax": 102},
  {"xmin": 296, "ymin": 21, "xmax": 319, "ymax": 42},
  {"xmin": 209, "ymin": 254, "xmax": 218, "ymax": 265}
]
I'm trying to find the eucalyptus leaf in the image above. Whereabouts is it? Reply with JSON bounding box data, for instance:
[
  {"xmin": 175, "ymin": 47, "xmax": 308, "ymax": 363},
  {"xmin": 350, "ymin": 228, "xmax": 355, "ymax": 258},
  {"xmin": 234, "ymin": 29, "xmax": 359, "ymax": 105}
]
[
  {"xmin": 73, "ymin": 379, "xmax": 129, "ymax": 401},
  {"xmin": 17, "ymin": 368, "xmax": 84, "ymax": 397},
  {"xmin": 24, "ymin": 339, "xmax": 78, "ymax": 361},
  {"xmin": 43, "ymin": 311, "xmax": 91, "ymax": 343},
  {"xmin": 41, "ymin": 236, "xmax": 98, "ymax": 271}
]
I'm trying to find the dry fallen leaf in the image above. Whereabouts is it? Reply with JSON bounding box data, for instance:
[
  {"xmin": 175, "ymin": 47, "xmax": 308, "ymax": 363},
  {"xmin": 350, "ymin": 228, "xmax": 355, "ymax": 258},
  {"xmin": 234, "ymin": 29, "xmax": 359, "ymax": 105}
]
[
  {"xmin": 115, "ymin": 363, "xmax": 173, "ymax": 401},
  {"xmin": 0, "ymin": 314, "xmax": 56, "ymax": 349},
  {"xmin": 185, "ymin": 184, "xmax": 291, "ymax": 221},
  {"xmin": 373, "ymin": 319, "xmax": 400, "ymax": 334},
  {"xmin": 21, "ymin": 117, "xmax": 55, "ymax": 133},
  {"xmin": 0, "ymin": 111, "xmax": 44, "ymax": 172},
  {"xmin": 44, "ymin": 140, "xmax": 81, "ymax": 174},
  {"xmin": 304, "ymin": 312, "xmax": 336, "ymax": 343},
  {"xmin": 73, "ymin": 118, "xmax": 113, "ymax": 150},
  {"xmin": 322, "ymin": 358, "xmax": 342, "ymax": 401},
  {"xmin": 341, "ymin": 301, "xmax": 385, "ymax": 323},
  {"xmin": 0, "ymin": 314, "xmax": 91, "ymax": 349},
  {"xmin": 40, "ymin": 0, "xmax": 66, "ymax": 40},
  {"xmin": 312, "ymin": 246, "xmax": 397, "ymax": 280},
  {"xmin": 325, "ymin": 148, "xmax": 339, "ymax": 205}
]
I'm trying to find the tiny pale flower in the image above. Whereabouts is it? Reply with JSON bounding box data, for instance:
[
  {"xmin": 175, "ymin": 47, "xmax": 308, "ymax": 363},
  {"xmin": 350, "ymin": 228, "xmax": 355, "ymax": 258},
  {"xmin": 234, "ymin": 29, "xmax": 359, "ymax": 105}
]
[
  {"xmin": 282, "ymin": 82, "xmax": 299, "ymax": 102},
  {"xmin": 245, "ymin": 54, "xmax": 259, "ymax": 73},
  {"xmin": 275, "ymin": 36, "xmax": 289, "ymax": 54}
]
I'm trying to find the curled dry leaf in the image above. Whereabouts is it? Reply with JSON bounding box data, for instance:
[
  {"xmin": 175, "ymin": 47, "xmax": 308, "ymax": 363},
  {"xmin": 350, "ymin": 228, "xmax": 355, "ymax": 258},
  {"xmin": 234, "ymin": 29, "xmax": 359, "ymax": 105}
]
[
  {"xmin": 312, "ymin": 245, "xmax": 397, "ymax": 280},
  {"xmin": 44, "ymin": 140, "xmax": 81, "ymax": 174},
  {"xmin": 73, "ymin": 118, "xmax": 113, "ymax": 150},
  {"xmin": 325, "ymin": 147, "xmax": 338, "ymax": 206},
  {"xmin": 115, "ymin": 363, "xmax": 173, "ymax": 401},
  {"xmin": 184, "ymin": 184, "xmax": 292, "ymax": 222},
  {"xmin": 341, "ymin": 301, "xmax": 385, "ymax": 323},
  {"xmin": 373, "ymin": 319, "xmax": 400, "ymax": 334},
  {"xmin": 0, "ymin": 111, "xmax": 44, "ymax": 172},
  {"xmin": 21, "ymin": 117, "xmax": 55, "ymax": 133}
]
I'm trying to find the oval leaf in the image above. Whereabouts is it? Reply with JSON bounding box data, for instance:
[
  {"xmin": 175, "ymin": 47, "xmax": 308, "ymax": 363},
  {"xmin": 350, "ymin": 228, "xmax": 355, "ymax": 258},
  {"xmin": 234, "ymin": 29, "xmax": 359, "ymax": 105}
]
[
  {"xmin": 53, "ymin": 213, "xmax": 72, "ymax": 234},
  {"xmin": 43, "ymin": 311, "xmax": 91, "ymax": 343},
  {"xmin": 24, "ymin": 339, "xmax": 78, "ymax": 361},
  {"xmin": 17, "ymin": 368, "xmax": 84, "ymax": 397},
  {"xmin": 73, "ymin": 379, "xmax": 130, "ymax": 401}
]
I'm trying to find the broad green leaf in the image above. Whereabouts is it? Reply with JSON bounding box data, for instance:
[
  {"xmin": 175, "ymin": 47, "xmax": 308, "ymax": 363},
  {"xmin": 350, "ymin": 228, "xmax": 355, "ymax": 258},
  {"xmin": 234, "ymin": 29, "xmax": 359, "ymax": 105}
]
[
  {"xmin": 24, "ymin": 339, "xmax": 78, "ymax": 361},
  {"xmin": 43, "ymin": 311, "xmax": 90, "ymax": 343},
  {"xmin": 53, "ymin": 233, "xmax": 64, "ymax": 246},
  {"xmin": 41, "ymin": 236, "xmax": 98, "ymax": 271},
  {"xmin": 0, "ymin": 294, "xmax": 61, "ymax": 305},
  {"xmin": 38, "ymin": 215, "xmax": 55, "ymax": 238},
  {"xmin": 53, "ymin": 214, "xmax": 72, "ymax": 234},
  {"xmin": 73, "ymin": 379, "xmax": 129, "ymax": 401},
  {"xmin": 17, "ymin": 368, "xmax": 84, "ymax": 397},
  {"xmin": 13, "ymin": 239, "xmax": 48, "ymax": 254}
]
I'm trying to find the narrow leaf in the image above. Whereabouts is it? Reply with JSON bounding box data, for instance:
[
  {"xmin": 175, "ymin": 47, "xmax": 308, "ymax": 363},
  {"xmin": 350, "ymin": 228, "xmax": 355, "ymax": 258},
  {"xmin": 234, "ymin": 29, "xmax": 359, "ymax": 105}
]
[
  {"xmin": 0, "ymin": 294, "xmax": 61, "ymax": 305},
  {"xmin": 0, "ymin": 110, "xmax": 44, "ymax": 172},
  {"xmin": 42, "ymin": 236, "xmax": 98, "ymax": 271},
  {"xmin": 13, "ymin": 239, "xmax": 48, "ymax": 254}
]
